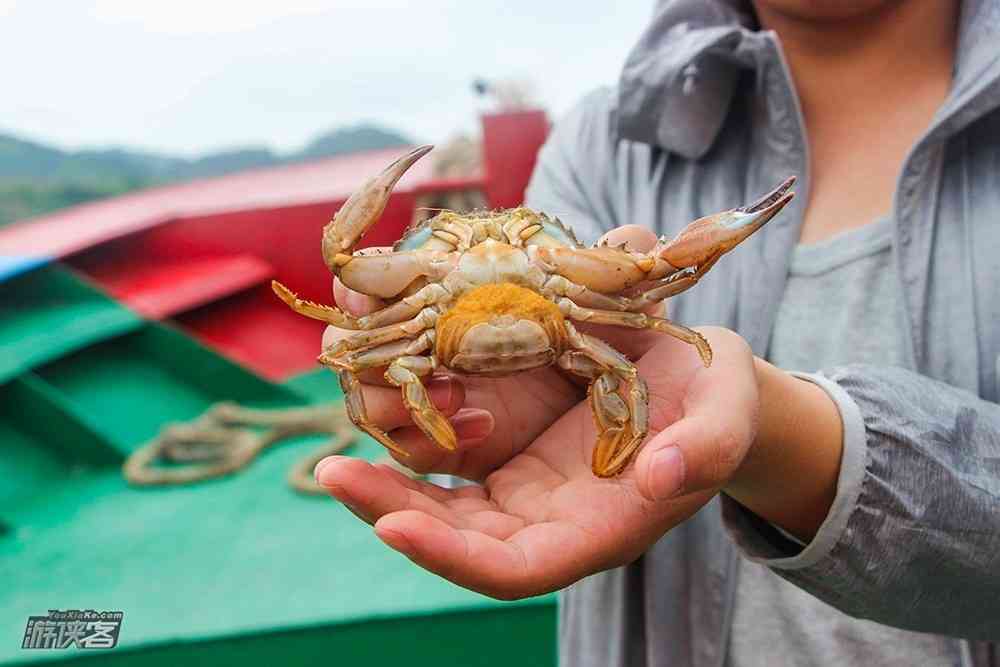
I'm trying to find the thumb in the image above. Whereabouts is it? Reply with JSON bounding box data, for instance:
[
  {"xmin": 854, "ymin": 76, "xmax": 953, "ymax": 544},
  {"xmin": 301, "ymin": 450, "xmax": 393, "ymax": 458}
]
[
  {"xmin": 633, "ymin": 416, "xmax": 746, "ymax": 501},
  {"xmin": 332, "ymin": 246, "xmax": 392, "ymax": 316},
  {"xmin": 633, "ymin": 331, "xmax": 758, "ymax": 502},
  {"xmin": 596, "ymin": 224, "xmax": 658, "ymax": 253}
]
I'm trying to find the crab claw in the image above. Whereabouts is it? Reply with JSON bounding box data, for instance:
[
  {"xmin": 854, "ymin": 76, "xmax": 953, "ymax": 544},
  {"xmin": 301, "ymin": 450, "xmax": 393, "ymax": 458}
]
[
  {"xmin": 658, "ymin": 176, "xmax": 795, "ymax": 270},
  {"xmin": 321, "ymin": 144, "xmax": 434, "ymax": 270}
]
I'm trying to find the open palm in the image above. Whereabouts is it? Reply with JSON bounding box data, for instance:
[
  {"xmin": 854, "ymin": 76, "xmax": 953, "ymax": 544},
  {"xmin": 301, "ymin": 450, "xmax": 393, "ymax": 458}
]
[{"xmin": 316, "ymin": 327, "xmax": 759, "ymax": 599}]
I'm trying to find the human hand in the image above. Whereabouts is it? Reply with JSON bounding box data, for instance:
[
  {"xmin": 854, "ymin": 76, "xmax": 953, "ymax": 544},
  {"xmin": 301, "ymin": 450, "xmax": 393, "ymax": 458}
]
[
  {"xmin": 315, "ymin": 326, "xmax": 762, "ymax": 599},
  {"xmin": 322, "ymin": 225, "xmax": 667, "ymax": 481}
]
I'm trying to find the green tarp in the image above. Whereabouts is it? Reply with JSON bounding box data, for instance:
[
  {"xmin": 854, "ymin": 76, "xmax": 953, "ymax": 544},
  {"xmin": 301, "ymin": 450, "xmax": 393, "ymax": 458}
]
[{"xmin": 1, "ymin": 267, "xmax": 555, "ymax": 666}]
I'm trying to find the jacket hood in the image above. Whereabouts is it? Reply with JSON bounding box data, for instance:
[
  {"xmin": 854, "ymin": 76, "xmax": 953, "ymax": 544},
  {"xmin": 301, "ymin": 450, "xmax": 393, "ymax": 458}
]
[{"xmin": 618, "ymin": 0, "xmax": 1000, "ymax": 159}]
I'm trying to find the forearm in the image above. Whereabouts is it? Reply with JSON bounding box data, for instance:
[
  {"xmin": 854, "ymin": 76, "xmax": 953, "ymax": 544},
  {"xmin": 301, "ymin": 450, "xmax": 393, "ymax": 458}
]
[
  {"xmin": 722, "ymin": 362, "xmax": 1000, "ymax": 637},
  {"xmin": 722, "ymin": 357, "xmax": 843, "ymax": 542}
]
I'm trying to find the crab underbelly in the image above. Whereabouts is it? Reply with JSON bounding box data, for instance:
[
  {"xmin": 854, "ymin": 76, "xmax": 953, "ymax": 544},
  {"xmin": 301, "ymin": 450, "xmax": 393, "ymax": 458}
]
[
  {"xmin": 446, "ymin": 319, "xmax": 558, "ymax": 376},
  {"xmin": 434, "ymin": 282, "xmax": 566, "ymax": 376},
  {"xmin": 453, "ymin": 240, "xmax": 535, "ymax": 286}
]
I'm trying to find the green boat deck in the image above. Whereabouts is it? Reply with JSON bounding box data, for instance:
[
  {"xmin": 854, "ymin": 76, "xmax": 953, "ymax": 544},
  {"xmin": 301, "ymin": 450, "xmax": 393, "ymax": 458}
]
[{"xmin": 1, "ymin": 268, "xmax": 555, "ymax": 666}]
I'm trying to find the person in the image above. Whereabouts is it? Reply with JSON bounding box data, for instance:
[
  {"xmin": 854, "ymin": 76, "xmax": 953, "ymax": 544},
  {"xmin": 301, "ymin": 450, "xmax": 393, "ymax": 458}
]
[{"xmin": 314, "ymin": 0, "xmax": 1000, "ymax": 664}]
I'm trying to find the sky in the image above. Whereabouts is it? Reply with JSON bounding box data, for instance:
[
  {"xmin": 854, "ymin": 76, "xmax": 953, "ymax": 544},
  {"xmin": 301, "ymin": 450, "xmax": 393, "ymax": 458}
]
[{"xmin": 1, "ymin": 1, "xmax": 654, "ymax": 157}]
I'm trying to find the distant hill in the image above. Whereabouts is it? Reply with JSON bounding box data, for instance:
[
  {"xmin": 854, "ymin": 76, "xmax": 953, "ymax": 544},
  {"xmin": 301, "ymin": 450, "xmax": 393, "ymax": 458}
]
[{"xmin": 0, "ymin": 124, "xmax": 413, "ymax": 226}]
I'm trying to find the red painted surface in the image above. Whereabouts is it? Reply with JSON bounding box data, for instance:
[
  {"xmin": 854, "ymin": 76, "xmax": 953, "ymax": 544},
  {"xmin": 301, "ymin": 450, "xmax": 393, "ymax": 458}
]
[
  {"xmin": 142, "ymin": 192, "xmax": 421, "ymax": 304},
  {"xmin": 33, "ymin": 112, "xmax": 549, "ymax": 380},
  {"xmin": 175, "ymin": 284, "xmax": 326, "ymax": 380},
  {"xmin": 66, "ymin": 189, "xmax": 421, "ymax": 377},
  {"xmin": 72, "ymin": 250, "xmax": 274, "ymax": 320},
  {"xmin": 481, "ymin": 110, "xmax": 550, "ymax": 209}
]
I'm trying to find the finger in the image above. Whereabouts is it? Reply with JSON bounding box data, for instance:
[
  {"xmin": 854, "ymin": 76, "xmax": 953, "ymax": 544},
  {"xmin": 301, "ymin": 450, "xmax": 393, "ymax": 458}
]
[
  {"xmin": 374, "ymin": 462, "xmax": 489, "ymax": 502},
  {"xmin": 372, "ymin": 464, "xmax": 523, "ymax": 536},
  {"xmin": 384, "ymin": 408, "xmax": 495, "ymax": 475},
  {"xmin": 332, "ymin": 246, "xmax": 392, "ymax": 316},
  {"xmin": 342, "ymin": 501, "xmax": 375, "ymax": 525},
  {"xmin": 597, "ymin": 224, "xmax": 657, "ymax": 252},
  {"xmin": 316, "ymin": 456, "xmax": 463, "ymax": 526},
  {"xmin": 321, "ymin": 325, "xmax": 348, "ymax": 349},
  {"xmin": 635, "ymin": 415, "xmax": 752, "ymax": 502},
  {"xmin": 322, "ymin": 326, "xmax": 455, "ymax": 387},
  {"xmin": 634, "ymin": 332, "xmax": 757, "ymax": 501},
  {"xmin": 322, "ymin": 325, "xmax": 392, "ymax": 385},
  {"xmin": 374, "ymin": 512, "xmax": 594, "ymax": 599},
  {"xmin": 458, "ymin": 511, "xmax": 528, "ymax": 540},
  {"xmin": 345, "ymin": 377, "xmax": 464, "ymax": 432},
  {"xmin": 319, "ymin": 457, "xmax": 523, "ymax": 538},
  {"xmin": 372, "ymin": 462, "xmax": 454, "ymax": 501},
  {"xmin": 333, "ymin": 277, "xmax": 385, "ymax": 316}
]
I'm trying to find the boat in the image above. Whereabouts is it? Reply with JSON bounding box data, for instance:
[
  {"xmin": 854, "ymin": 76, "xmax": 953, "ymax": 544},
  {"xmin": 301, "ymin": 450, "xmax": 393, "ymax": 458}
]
[{"xmin": 0, "ymin": 110, "xmax": 556, "ymax": 665}]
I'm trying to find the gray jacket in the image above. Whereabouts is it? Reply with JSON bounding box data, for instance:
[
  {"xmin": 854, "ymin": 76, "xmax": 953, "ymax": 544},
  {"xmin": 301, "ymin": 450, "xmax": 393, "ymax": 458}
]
[{"xmin": 524, "ymin": 1, "xmax": 1000, "ymax": 665}]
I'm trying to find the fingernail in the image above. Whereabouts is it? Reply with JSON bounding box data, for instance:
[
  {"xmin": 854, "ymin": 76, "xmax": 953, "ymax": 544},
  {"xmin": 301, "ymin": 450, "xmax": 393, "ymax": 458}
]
[
  {"xmin": 375, "ymin": 525, "xmax": 415, "ymax": 556},
  {"xmin": 649, "ymin": 446, "xmax": 685, "ymax": 501},
  {"xmin": 314, "ymin": 456, "xmax": 338, "ymax": 483},
  {"xmin": 451, "ymin": 409, "xmax": 494, "ymax": 441},
  {"xmin": 427, "ymin": 380, "xmax": 454, "ymax": 410}
]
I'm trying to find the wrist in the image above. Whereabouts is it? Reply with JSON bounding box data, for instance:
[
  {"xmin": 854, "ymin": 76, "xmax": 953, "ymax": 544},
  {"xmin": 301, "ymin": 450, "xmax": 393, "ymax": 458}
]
[{"xmin": 723, "ymin": 358, "xmax": 844, "ymax": 542}]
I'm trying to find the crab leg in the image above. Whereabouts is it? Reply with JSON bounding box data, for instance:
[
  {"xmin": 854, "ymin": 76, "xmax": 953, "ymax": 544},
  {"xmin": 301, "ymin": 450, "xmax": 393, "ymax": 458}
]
[
  {"xmin": 337, "ymin": 249, "xmax": 455, "ymax": 300},
  {"xmin": 558, "ymin": 299, "xmax": 712, "ymax": 366},
  {"xmin": 590, "ymin": 371, "xmax": 651, "ymax": 476},
  {"xmin": 385, "ymin": 355, "xmax": 457, "ymax": 452},
  {"xmin": 559, "ymin": 352, "xmax": 630, "ymax": 447},
  {"xmin": 645, "ymin": 177, "xmax": 795, "ymax": 280},
  {"xmin": 541, "ymin": 275, "xmax": 630, "ymax": 310},
  {"xmin": 330, "ymin": 336, "xmax": 434, "ymax": 457},
  {"xmin": 532, "ymin": 177, "xmax": 795, "ymax": 294},
  {"xmin": 273, "ymin": 281, "xmax": 450, "ymax": 331},
  {"xmin": 339, "ymin": 371, "xmax": 409, "ymax": 456},
  {"xmin": 559, "ymin": 323, "xmax": 649, "ymax": 477},
  {"xmin": 532, "ymin": 245, "xmax": 653, "ymax": 293},
  {"xmin": 325, "ymin": 334, "xmax": 434, "ymax": 372},
  {"xmin": 319, "ymin": 309, "xmax": 437, "ymax": 360},
  {"xmin": 357, "ymin": 284, "xmax": 450, "ymax": 329},
  {"xmin": 623, "ymin": 250, "xmax": 724, "ymax": 312},
  {"xmin": 272, "ymin": 280, "xmax": 364, "ymax": 329},
  {"xmin": 316, "ymin": 145, "xmax": 458, "ymax": 301},
  {"xmin": 557, "ymin": 349, "xmax": 605, "ymax": 379},
  {"xmin": 322, "ymin": 144, "xmax": 433, "ymax": 269}
]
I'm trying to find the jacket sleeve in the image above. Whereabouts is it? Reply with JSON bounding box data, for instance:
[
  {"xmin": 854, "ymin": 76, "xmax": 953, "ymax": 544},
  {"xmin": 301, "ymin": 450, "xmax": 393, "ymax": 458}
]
[
  {"xmin": 523, "ymin": 88, "xmax": 622, "ymax": 245},
  {"xmin": 722, "ymin": 363, "xmax": 1000, "ymax": 639}
]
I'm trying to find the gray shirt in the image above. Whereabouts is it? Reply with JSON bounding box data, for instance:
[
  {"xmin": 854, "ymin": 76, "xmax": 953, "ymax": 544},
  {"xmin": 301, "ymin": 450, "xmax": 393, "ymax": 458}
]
[
  {"xmin": 728, "ymin": 219, "xmax": 961, "ymax": 666},
  {"xmin": 767, "ymin": 218, "xmax": 907, "ymax": 374},
  {"xmin": 523, "ymin": 1, "xmax": 1000, "ymax": 665}
]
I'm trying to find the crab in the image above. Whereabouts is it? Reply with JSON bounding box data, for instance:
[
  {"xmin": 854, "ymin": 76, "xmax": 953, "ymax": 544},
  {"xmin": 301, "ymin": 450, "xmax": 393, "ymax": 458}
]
[{"xmin": 272, "ymin": 145, "xmax": 794, "ymax": 477}]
